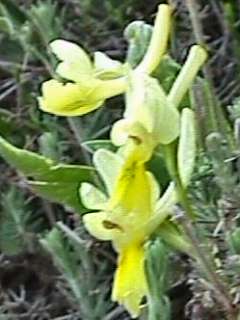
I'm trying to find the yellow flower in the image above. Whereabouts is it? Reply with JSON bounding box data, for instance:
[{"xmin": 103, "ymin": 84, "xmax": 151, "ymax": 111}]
[
  {"xmin": 38, "ymin": 39, "xmax": 127, "ymax": 116},
  {"xmin": 39, "ymin": 77, "xmax": 125, "ymax": 116},
  {"xmin": 38, "ymin": 4, "xmax": 172, "ymax": 116},
  {"xmin": 111, "ymin": 74, "xmax": 180, "ymax": 150},
  {"xmin": 80, "ymin": 147, "xmax": 176, "ymax": 317},
  {"xmin": 112, "ymin": 243, "xmax": 147, "ymax": 318},
  {"xmin": 111, "ymin": 45, "xmax": 207, "ymax": 152}
]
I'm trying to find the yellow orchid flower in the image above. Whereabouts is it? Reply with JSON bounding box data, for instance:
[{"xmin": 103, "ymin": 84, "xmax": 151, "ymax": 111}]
[
  {"xmin": 80, "ymin": 147, "xmax": 176, "ymax": 318},
  {"xmin": 111, "ymin": 73, "xmax": 180, "ymax": 151},
  {"xmin": 111, "ymin": 45, "xmax": 207, "ymax": 153},
  {"xmin": 38, "ymin": 39, "xmax": 127, "ymax": 116},
  {"xmin": 38, "ymin": 4, "xmax": 171, "ymax": 116},
  {"xmin": 38, "ymin": 76, "xmax": 125, "ymax": 116}
]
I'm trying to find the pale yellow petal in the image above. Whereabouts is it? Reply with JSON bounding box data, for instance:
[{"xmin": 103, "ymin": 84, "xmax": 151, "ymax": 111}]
[
  {"xmin": 151, "ymin": 83, "xmax": 180, "ymax": 144},
  {"xmin": 143, "ymin": 182, "xmax": 176, "ymax": 238},
  {"xmin": 56, "ymin": 62, "xmax": 93, "ymax": 83},
  {"xmin": 125, "ymin": 74, "xmax": 180, "ymax": 145},
  {"xmin": 39, "ymin": 79, "xmax": 103, "ymax": 116},
  {"xmin": 51, "ymin": 39, "xmax": 93, "ymax": 82},
  {"xmin": 155, "ymin": 182, "xmax": 176, "ymax": 214},
  {"xmin": 93, "ymin": 149, "xmax": 123, "ymax": 195},
  {"xmin": 83, "ymin": 211, "xmax": 121, "ymax": 241},
  {"xmin": 112, "ymin": 244, "xmax": 147, "ymax": 318},
  {"xmin": 110, "ymin": 119, "xmax": 133, "ymax": 146},
  {"xmin": 94, "ymin": 51, "xmax": 125, "ymax": 79},
  {"xmin": 51, "ymin": 40, "xmax": 91, "ymax": 66},
  {"xmin": 80, "ymin": 182, "xmax": 107, "ymax": 210},
  {"xmin": 146, "ymin": 171, "xmax": 161, "ymax": 208}
]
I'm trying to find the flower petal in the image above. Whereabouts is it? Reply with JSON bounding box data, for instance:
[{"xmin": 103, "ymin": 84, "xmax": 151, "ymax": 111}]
[
  {"xmin": 80, "ymin": 182, "xmax": 107, "ymax": 210},
  {"xmin": 126, "ymin": 74, "xmax": 180, "ymax": 145},
  {"xmin": 155, "ymin": 182, "xmax": 176, "ymax": 214},
  {"xmin": 94, "ymin": 51, "xmax": 125, "ymax": 79},
  {"xmin": 110, "ymin": 159, "xmax": 151, "ymax": 218},
  {"xmin": 146, "ymin": 171, "xmax": 161, "ymax": 207},
  {"xmin": 111, "ymin": 119, "xmax": 150, "ymax": 146},
  {"xmin": 51, "ymin": 39, "xmax": 93, "ymax": 82},
  {"xmin": 144, "ymin": 182, "xmax": 176, "ymax": 236},
  {"xmin": 83, "ymin": 211, "xmax": 120, "ymax": 241},
  {"xmin": 112, "ymin": 244, "xmax": 147, "ymax": 318},
  {"xmin": 56, "ymin": 62, "xmax": 92, "ymax": 83},
  {"xmin": 93, "ymin": 149, "xmax": 123, "ymax": 195},
  {"xmin": 39, "ymin": 79, "xmax": 103, "ymax": 116},
  {"xmin": 110, "ymin": 119, "xmax": 133, "ymax": 146}
]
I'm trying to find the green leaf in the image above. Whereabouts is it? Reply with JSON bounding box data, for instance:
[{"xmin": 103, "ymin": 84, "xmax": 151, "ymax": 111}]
[
  {"xmin": 0, "ymin": 187, "xmax": 38, "ymax": 255},
  {"xmin": 29, "ymin": 0, "xmax": 61, "ymax": 43},
  {"xmin": 41, "ymin": 228, "xmax": 79, "ymax": 277},
  {"xmin": 41, "ymin": 225, "xmax": 112, "ymax": 317},
  {"xmin": 177, "ymin": 108, "xmax": 196, "ymax": 187},
  {"xmin": 0, "ymin": 136, "xmax": 96, "ymax": 213}
]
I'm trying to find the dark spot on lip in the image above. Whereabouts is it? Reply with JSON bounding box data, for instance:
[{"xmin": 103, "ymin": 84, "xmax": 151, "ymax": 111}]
[
  {"xmin": 102, "ymin": 220, "xmax": 123, "ymax": 231},
  {"xmin": 129, "ymin": 135, "xmax": 142, "ymax": 145}
]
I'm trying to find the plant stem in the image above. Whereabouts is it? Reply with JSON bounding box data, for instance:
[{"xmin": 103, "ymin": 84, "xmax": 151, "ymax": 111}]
[
  {"xmin": 67, "ymin": 118, "xmax": 101, "ymax": 187},
  {"xmin": 67, "ymin": 117, "xmax": 92, "ymax": 165}
]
